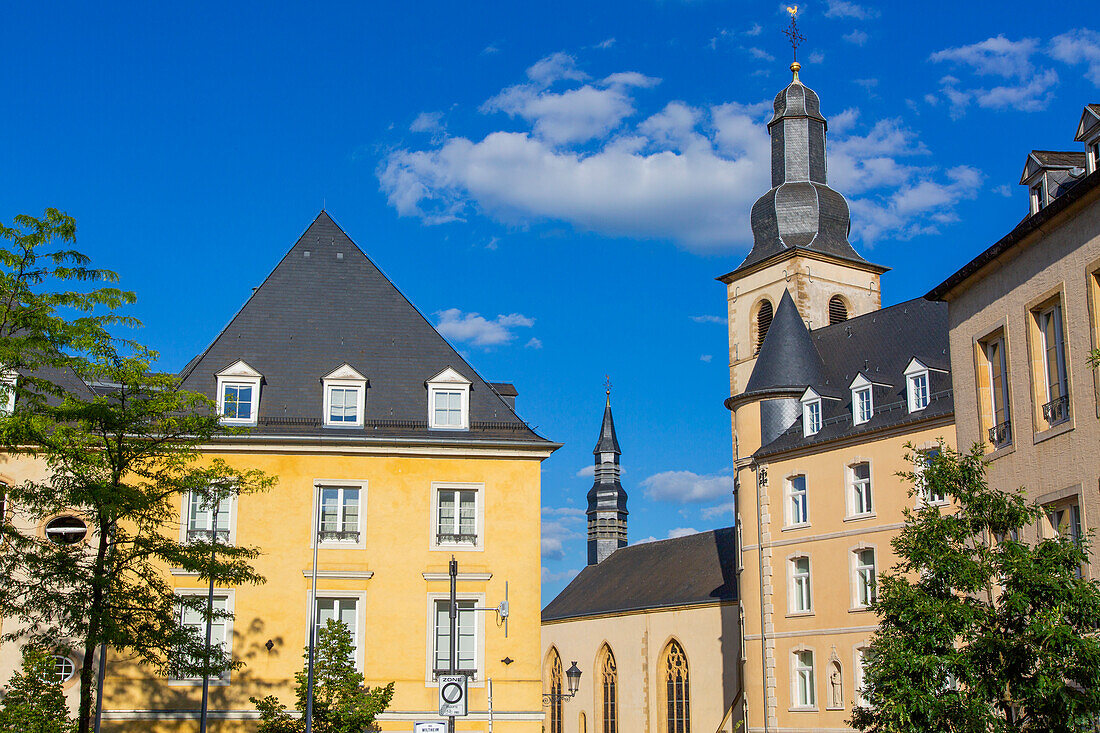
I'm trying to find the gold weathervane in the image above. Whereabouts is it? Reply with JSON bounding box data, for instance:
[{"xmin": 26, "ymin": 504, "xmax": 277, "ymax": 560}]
[
  {"xmin": 604, "ymin": 375, "xmax": 613, "ymax": 395},
  {"xmin": 783, "ymin": 6, "xmax": 804, "ymax": 81}
]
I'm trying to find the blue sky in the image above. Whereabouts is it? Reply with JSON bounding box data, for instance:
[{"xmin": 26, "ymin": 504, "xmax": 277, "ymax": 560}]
[{"xmin": 3, "ymin": 1, "xmax": 1099, "ymax": 601}]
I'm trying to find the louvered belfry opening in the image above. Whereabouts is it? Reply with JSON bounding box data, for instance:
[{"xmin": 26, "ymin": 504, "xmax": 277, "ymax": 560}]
[
  {"xmin": 829, "ymin": 295, "xmax": 848, "ymax": 325},
  {"xmin": 755, "ymin": 300, "xmax": 774, "ymax": 354}
]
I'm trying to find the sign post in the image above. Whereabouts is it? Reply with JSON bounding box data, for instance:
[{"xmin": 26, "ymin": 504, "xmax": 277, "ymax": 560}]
[
  {"xmin": 438, "ymin": 674, "xmax": 468, "ymax": 718},
  {"xmin": 415, "ymin": 723, "xmax": 448, "ymax": 733}
]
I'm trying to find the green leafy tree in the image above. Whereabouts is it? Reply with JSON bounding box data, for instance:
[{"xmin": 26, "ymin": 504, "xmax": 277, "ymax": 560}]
[
  {"xmin": 850, "ymin": 442, "xmax": 1100, "ymax": 733},
  {"xmin": 251, "ymin": 619, "xmax": 395, "ymax": 733},
  {"xmin": 0, "ymin": 646, "xmax": 75, "ymax": 733},
  {"xmin": 0, "ymin": 210, "xmax": 276, "ymax": 732}
]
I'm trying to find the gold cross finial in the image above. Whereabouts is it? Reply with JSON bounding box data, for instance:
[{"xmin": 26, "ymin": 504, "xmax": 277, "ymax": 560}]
[
  {"xmin": 604, "ymin": 375, "xmax": 612, "ymax": 395},
  {"xmin": 783, "ymin": 6, "xmax": 804, "ymax": 80}
]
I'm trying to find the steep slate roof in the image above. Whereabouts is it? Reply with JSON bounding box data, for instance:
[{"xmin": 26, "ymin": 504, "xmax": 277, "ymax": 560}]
[
  {"xmin": 592, "ymin": 394, "xmax": 621, "ymax": 455},
  {"xmin": 742, "ymin": 290, "xmax": 826, "ymax": 396},
  {"xmin": 179, "ymin": 211, "xmax": 551, "ymax": 445},
  {"xmin": 542, "ymin": 528, "xmax": 738, "ymax": 622},
  {"xmin": 1020, "ymin": 150, "xmax": 1087, "ymax": 184},
  {"xmin": 753, "ymin": 297, "xmax": 953, "ymax": 458}
]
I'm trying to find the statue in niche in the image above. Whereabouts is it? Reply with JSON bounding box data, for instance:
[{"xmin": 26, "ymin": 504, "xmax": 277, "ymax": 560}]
[{"xmin": 829, "ymin": 661, "xmax": 843, "ymax": 708}]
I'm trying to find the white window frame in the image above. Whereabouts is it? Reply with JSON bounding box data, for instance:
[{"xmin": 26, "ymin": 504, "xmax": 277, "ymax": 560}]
[
  {"xmin": 786, "ymin": 474, "xmax": 808, "ymax": 527},
  {"xmin": 1037, "ymin": 302, "xmax": 1069, "ymax": 425},
  {"xmin": 916, "ymin": 448, "xmax": 947, "ymax": 506},
  {"xmin": 789, "ymin": 555, "xmax": 812, "ymax": 614},
  {"xmin": 0, "ymin": 370, "xmax": 16, "ymax": 415},
  {"xmin": 427, "ymin": 367, "xmax": 471, "ymax": 430},
  {"xmin": 304, "ymin": 590, "xmax": 367, "ymax": 673},
  {"xmin": 179, "ymin": 489, "xmax": 236, "ymax": 546},
  {"xmin": 169, "ymin": 589, "xmax": 235, "ymax": 686},
  {"xmin": 46, "ymin": 655, "xmax": 76, "ymax": 684},
  {"xmin": 850, "ymin": 374, "xmax": 873, "ymax": 425},
  {"xmin": 1089, "ymin": 140, "xmax": 1100, "ymax": 175},
  {"xmin": 800, "ymin": 388, "xmax": 822, "ymax": 437},
  {"xmin": 853, "ymin": 644, "xmax": 870, "ymax": 707},
  {"xmin": 1031, "ymin": 177, "xmax": 1046, "ymax": 213},
  {"xmin": 426, "ymin": 591, "xmax": 486, "ymax": 686},
  {"xmin": 852, "ymin": 546, "xmax": 877, "ymax": 610},
  {"xmin": 791, "ymin": 649, "xmax": 817, "ymax": 710},
  {"xmin": 215, "ymin": 360, "xmax": 262, "ymax": 426},
  {"xmin": 311, "ymin": 480, "xmax": 368, "ymax": 550},
  {"xmin": 322, "ymin": 364, "xmax": 367, "ymax": 428},
  {"xmin": 430, "ymin": 482, "xmax": 484, "ymax": 552},
  {"xmin": 904, "ymin": 359, "xmax": 931, "ymax": 413},
  {"xmin": 848, "ymin": 461, "xmax": 873, "ymax": 518}
]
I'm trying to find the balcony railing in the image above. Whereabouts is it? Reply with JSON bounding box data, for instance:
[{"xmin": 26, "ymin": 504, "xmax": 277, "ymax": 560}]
[
  {"xmin": 186, "ymin": 528, "xmax": 231, "ymax": 543},
  {"xmin": 318, "ymin": 529, "xmax": 360, "ymax": 543},
  {"xmin": 988, "ymin": 420, "xmax": 1012, "ymax": 448},
  {"xmin": 1042, "ymin": 394, "xmax": 1070, "ymax": 426},
  {"xmin": 437, "ymin": 532, "xmax": 478, "ymax": 545}
]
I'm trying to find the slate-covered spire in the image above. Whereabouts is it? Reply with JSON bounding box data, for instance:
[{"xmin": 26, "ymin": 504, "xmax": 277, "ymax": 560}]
[
  {"xmin": 587, "ymin": 388, "xmax": 628, "ymax": 565},
  {"xmin": 744, "ymin": 289, "xmax": 826, "ymax": 395}
]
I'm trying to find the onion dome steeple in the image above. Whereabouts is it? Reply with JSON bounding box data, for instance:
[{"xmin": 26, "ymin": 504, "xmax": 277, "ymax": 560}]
[{"xmin": 586, "ymin": 386, "xmax": 628, "ymax": 565}]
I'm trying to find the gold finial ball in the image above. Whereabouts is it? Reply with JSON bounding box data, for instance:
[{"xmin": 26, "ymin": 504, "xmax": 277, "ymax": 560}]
[{"xmin": 790, "ymin": 61, "xmax": 801, "ymax": 82}]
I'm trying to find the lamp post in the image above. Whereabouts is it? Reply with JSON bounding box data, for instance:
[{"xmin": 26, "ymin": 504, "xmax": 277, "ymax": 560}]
[{"xmin": 542, "ymin": 661, "xmax": 582, "ymax": 705}]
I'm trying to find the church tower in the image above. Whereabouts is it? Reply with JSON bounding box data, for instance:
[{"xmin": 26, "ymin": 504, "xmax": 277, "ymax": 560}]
[
  {"xmin": 586, "ymin": 388, "xmax": 628, "ymax": 565},
  {"xmin": 719, "ymin": 61, "xmax": 889, "ymax": 417}
]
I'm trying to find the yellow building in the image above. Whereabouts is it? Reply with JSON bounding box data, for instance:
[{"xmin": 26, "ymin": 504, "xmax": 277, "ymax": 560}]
[
  {"xmin": 928, "ymin": 103, "xmax": 1100, "ymax": 579},
  {"xmin": 722, "ymin": 63, "xmax": 957, "ymax": 733},
  {"xmin": 92, "ymin": 211, "xmax": 558, "ymax": 730}
]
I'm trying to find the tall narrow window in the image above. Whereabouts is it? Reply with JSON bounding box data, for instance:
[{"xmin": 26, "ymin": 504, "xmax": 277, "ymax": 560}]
[
  {"xmin": 1038, "ymin": 303, "xmax": 1069, "ymax": 426},
  {"xmin": 1032, "ymin": 178, "xmax": 1046, "ymax": 213},
  {"xmin": 854, "ymin": 647, "xmax": 869, "ymax": 707},
  {"xmin": 436, "ymin": 488, "xmax": 478, "ymax": 545},
  {"xmin": 908, "ymin": 372, "xmax": 930, "ymax": 411},
  {"xmin": 854, "ymin": 549, "xmax": 877, "ymax": 608},
  {"xmin": 829, "ymin": 296, "xmax": 848, "ymax": 325},
  {"xmin": 851, "ymin": 463, "xmax": 873, "ymax": 516},
  {"xmin": 1090, "ymin": 141, "xmax": 1100, "ymax": 174},
  {"xmin": 791, "ymin": 557, "xmax": 811, "ymax": 613},
  {"xmin": 662, "ymin": 640, "xmax": 690, "ymax": 733},
  {"xmin": 186, "ymin": 491, "xmax": 231, "ymax": 543},
  {"xmin": 315, "ymin": 597, "xmax": 360, "ymax": 665},
  {"xmin": 176, "ymin": 596, "xmax": 229, "ymax": 679},
  {"xmin": 319, "ymin": 486, "xmax": 360, "ymax": 542},
  {"xmin": 600, "ymin": 645, "xmax": 618, "ymax": 733},
  {"xmin": 917, "ymin": 448, "xmax": 946, "ymax": 504},
  {"xmin": 803, "ymin": 399, "xmax": 822, "ymax": 436},
  {"xmin": 854, "ymin": 387, "xmax": 872, "ymax": 425},
  {"xmin": 984, "ymin": 336, "xmax": 1012, "ymax": 448},
  {"xmin": 755, "ymin": 300, "xmax": 773, "ymax": 354},
  {"xmin": 788, "ymin": 475, "xmax": 808, "ymax": 526},
  {"xmin": 434, "ymin": 599, "xmax": 477, "ymax": 678},
  {"xmin": 547, "ymin": 649, "xmax": 563, "ymax": 733},
  {"xmin": 793, "ymin": 651, "xmax": 815, "ymax": 708}
]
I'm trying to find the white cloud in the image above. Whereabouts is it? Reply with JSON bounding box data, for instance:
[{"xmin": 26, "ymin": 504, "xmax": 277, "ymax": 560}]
[
  {"xmin": 825, "ymin": 0, "xmax": 879, "ymax": 19},
  {"xmin": 699, "ymin": 354, "xmax": 713, "ymax": 362},
  {"xmin": 667, "ymin": 527, "xmax": 700, "ymax": 539},
  {"xmin": 576, "ymin": 464, "xmax": 595, "ymax": 478},
  {"xmin": 525, "ymin": 337, "xmax": 543, "ymax": 349},
  {"xmin": 808, "ymin": 51, "xmax": 825, "ymax": 64},
  {"xmin": 701, "ymin": 502, "xmax": 733, "ymax": 519},
  {"xmin": 595, "ymin": 37, "xmax": 616, "ymax": 50},
  {"xmin": 542, "ymin": 566, "xmax": 581, "ymax": 583},
  {"xmin": 844, "ymin": 30, "xmax": 869, "ymax": 46},
  {"xmin": 745, "ymin": 23, "xmax": 763, "ymax": 37},
  {"xmin": 603, "ymin": 71, "xmax": 662, "ymax": 88},
  {"xmin": 1050, "ymin": 29, "xmax": 1100, "ymax": 86},
  {"xmin": 848, "ymin": 165, "xmax": 984, "ymax": 244},
  {"xmin": 434, "ymin": 308, "xmax": 535, "ymax": 347},
  {"xmin": 633, "ymin": 535, "xmax": 658, "ymax": 545},
  {"xmin": 542, "ymin": 506, "xmax": 585, "ymax": 561},
  {"xmin": 641, "ymin": 470, "xmax": 735, "ymax": 503},
  {"xmin": 411, "ymin": 111, "xmax": 444, "ymax": 133},
  {"xmin": 930, "ymin": 35, "xmax": 1039, "ymax": 78},
  {"xmin": 746, "ymin": 47, "xmax": 774, "ymax": 62},
  {"xmin": 482, "ymin": 84, "xmax": 637, "ymax": 146},
  {"xmin": 929, "ymin": 35, "xmax": 1060, "ymax": 116},
  {"xmin": 482, "ymin": 44, "xmax": 501, "ymax": 56},
  {"xmin": 691, "ymin": 314, "xmax": 725, "ymax": 324},
  {"xmin": 830, "ymin": 107, "xmax": 860, "ymax": 134},
  {"xmin": 526, "ymin": 52, "xmax": 587, "ymax": 85},
  {"xmin": 993, "ymin": 184, "xmax": 1013, "ymax": 197}
]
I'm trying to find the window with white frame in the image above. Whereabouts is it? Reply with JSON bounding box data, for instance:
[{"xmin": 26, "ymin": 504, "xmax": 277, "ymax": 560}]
[
  {"xmin": 907, "ymin": 371, "xmax": 929, "ymax": 412},
  {"xmin": 436, "ymin": 487, "xmax": 478, "ymax": 546},
  {"xmin": 854, "ymin": 549, "xmax": 877, "ymax": 608},
  {"xmin": 854, "ymin": 647, "xmax": 869, "ymax": 707},
  {"xmin": 175, "ymin": 595, "xmax": 229, "ymax": 680},
  {"xmin": 45, "ymin": 656, "xmax": 75, "ymax": 684},
  {"xmin": 427, "ymin": 367, "xmax": 471, "ymax": 430},
  {"xmin": 0, "ymin": 371, "xmax": 16, "ymax": 414},
  {"xmin": 216, "ymin": 361, "xmax": 261, "ymax": 426},
  {"xmin": 803, "ymin": 398, "xmax": 822, "ymax": 436},
  {"xmin": 851, "ymin": 462, "xmax": 873, "ymax": 516},
  {"xmin": 854, "ymin": 386, "xmax": 872, "ymax": 425},
  {"xmin": 918, "ymin": 448, "xmax": 946, "ymax": 505},
  {"xmin": 184, "ymin": 491, "xmax": 231, "ymax": 544},
  {"xmin": 1031, "ymin": 177, "xmax": 1046, "ymax": 213},
  {"xmin": 433, "ymin": 599, "xmax": 477, "ymax": 678},
  {"xmin": 318, "ymin": 485, "xmax": 361, "ymax": 543},
  {"xmin": 322, "ymin": 364, "xmax": 367, "ymax": 428},
  {"xmin": 788, "ymin": 475, "xmax": 808, "ymax": 526},
  {"xmin": 790, "ymin": 557, "xmax": 811, "ymax": 613},
  {"xmin": 1037, "ymin": 302, "xmax": 1069, "ymax": 426},
  {"xmin": 793, "ymin": 650, "xmax": 815, "ymax": 708},
  {"xmin": 314, "ymin": 597, "xmax": 360, "ymax": 659},
  {"xmin": 1090, "ymin": 141, "xmax": 1100, "ymax": 174}
]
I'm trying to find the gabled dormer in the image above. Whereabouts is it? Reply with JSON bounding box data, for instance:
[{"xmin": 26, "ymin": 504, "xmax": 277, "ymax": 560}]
[
  {"xmin": 903, "ymin": 358, "xmax": 934, "ymax": 413},
  {"xmin": 427, "ymin": 367, "xmax": 471, "ymax": 430},
  {"xmin": 322, "ymin": 364, "xmax": 368, "ymax": 428},
  {"xmin": 1074, "ymin": 104, "xmax": 1100, "ymax": 175},
  {"xmin": 849, "ymin": 373, "xmax": 874, "ymax": 426},
  {"xmin": 216, "ymin": 360, "xmax": 262, "ymax": 426},
  {"xmin": 1020, "ymin": 150, "xmax": 1087, "ymax": 215},
  {"xmin": 800, "ymin": 387, "xmax": 823, "ymax": 437}
]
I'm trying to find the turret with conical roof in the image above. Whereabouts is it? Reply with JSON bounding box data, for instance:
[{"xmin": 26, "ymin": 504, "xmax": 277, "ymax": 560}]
[{"xmin": 586, "ymin": 389, "xmax": 628, "ymax": 565}]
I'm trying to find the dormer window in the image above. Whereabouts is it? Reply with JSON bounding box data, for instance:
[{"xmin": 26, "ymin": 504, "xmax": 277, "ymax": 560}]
[
  {"xmin": 216, "ymin": 361, "xmax": 262, "ymax": 426},
  {"xmin": 1031, "ymin": 178, "xmax": 1046, "ymax": 213},
  {"xmin": 850, "ymin": 374, "xmax": 873, "ymax": 425},
  {"xmin": 1089, "ymin": 141, "xmax": 1100, "ymax": 175},
  {"xmin": 800, "ymin": 388, "xmax": 823, "ymax": 437},
  {"xmin": 322, "ymin": 364, "xmax": 367, "ymax": 428},
  {"xmin": 427, "ymin": 367, "xmax": 471, "ymax": 430},
  {"xmin": 904, "ymin": 359, "xmax": 931, "ymax": 413}
]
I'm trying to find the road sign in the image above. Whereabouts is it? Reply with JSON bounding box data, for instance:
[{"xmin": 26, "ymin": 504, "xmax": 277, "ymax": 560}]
[
  {"xmin": 438, "ymin": 674, "xmax": 468, "ymax": 716},
  {"xmin": 414, "ymin": 723, "xmax": 447, "ymax": 733}
]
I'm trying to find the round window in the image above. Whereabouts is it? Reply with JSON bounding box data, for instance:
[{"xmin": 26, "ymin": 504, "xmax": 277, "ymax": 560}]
[
  {"xmin": 43, "ymin": 655, "xmax": 75, "ymax": 684},
  {"xmin": 44, "ymin": 516, "xmax": 87, "ymax": 545}
]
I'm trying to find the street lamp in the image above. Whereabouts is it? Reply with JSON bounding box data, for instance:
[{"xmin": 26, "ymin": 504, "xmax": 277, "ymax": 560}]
[{"xmin": 543, "ymin": 661, "xmax": 582, "ymax": 704}]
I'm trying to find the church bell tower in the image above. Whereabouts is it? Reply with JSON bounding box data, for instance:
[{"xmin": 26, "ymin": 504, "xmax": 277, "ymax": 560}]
[{"xmin": 586, "ymin": 387, "xmax": 628, "ymax": 565}]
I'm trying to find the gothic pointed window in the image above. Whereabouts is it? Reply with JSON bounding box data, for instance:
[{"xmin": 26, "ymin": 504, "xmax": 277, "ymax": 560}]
[
  {"xmin": 661, "ymin": 640, "xmax": 691, "ymax": 733},
  {"xmin": 546, "ymin": 648, "xmax": 563, "ymax": 733},
  {"xmin": 599, "ymin": 645, "xmax": 618, "ymax": 733},
  {"xmin": 829, "ymin": 296, "xmax": 848, "ymax": 325},
  {"xmin": 755, "ymin": 300, "xmax": 773, "ymax": 354}
]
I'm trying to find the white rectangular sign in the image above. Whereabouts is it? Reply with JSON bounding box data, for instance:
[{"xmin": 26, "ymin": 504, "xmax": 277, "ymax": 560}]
[
  {"xmin": 414, "ymin": 723, "xmax": 447, "ymax": 733},
  {"xmin": 438, "ymin": 674, "xmax": 468, "ymax": 716}
]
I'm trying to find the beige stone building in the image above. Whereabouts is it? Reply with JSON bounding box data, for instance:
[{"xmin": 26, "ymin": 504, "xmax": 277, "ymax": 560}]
[
  {"xmin": 927, "ymin": 103, "xmax": 1100, "ymax": 574},
  {"xmin": 540, "ymin": 396, "xmax": 741, "ymax": 733},
  {"xmin": 722, "ymin": 63, "xmax": 957, "ymax": 733}
]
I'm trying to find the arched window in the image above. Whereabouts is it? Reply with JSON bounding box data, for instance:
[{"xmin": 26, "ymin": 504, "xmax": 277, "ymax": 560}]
[
  {"xmin": 661, "ymin": 639, "xmax": 691, "ymax": 733},
  {"xmin": 829, "ymin": 296, "xmax": 848, "ymax": 325},
  {"xmin": 579, "ymin": 711, "xmax": 587, "ymax": 733},
  {"xmin": 755, "ymin": 300, "xmax": 774, "ymax": 354},
  {"xmin": 545, "ymin": 648, "xmax": 563, "ymax": 733},
  {"xmin": 599, "ymin": 644, "xmax": 618, "ymax": 733}
]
